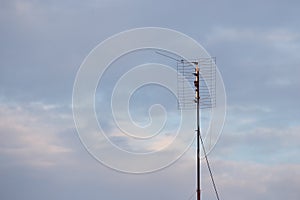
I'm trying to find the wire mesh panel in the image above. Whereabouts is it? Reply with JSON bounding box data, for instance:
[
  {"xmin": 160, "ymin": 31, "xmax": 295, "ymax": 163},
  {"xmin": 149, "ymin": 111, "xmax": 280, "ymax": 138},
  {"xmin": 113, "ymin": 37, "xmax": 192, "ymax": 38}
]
[{"xmin": 177, "ymin": 58, "xmax": 216, "ymax": 110}]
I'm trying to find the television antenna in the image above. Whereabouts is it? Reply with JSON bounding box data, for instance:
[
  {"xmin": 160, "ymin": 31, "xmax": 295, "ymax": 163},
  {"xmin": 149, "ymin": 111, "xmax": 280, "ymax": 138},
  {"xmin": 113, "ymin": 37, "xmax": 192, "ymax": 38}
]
[{"xmin": 156, "ymin": 51, "xmax": 220, "ymax": 200}]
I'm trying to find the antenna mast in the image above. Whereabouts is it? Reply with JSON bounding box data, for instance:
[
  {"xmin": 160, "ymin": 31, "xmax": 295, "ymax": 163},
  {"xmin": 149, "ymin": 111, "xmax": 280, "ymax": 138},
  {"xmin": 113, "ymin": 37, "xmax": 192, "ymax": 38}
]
[
  {"xmin": 156, "ymin": 51, "xmax": 219, "ymax": 200},
  {"xmin": 194, "ymin": 62, "xmax": 201, "ymax": 200}
]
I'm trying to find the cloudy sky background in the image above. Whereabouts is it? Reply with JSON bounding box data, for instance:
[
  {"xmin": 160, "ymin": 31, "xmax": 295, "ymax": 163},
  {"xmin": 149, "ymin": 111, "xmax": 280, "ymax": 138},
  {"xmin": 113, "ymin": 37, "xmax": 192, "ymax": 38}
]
[{"xmin": 1, "ymin": 0, "xmax": 300, "ymax": 200}]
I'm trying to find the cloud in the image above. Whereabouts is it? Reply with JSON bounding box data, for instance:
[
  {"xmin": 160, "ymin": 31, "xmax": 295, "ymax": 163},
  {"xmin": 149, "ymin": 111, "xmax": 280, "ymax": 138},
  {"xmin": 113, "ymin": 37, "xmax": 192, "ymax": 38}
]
[
  {"xmin": 201, "ymin": 159, "xmax": 300, "ymax": 200},
  {"xmin": 206, "ymin": 27, "xmax": 300, "ymax": 44},
  {"xmin": 213, "ymin": 122, "xmax": 300, "ymax": 164},
  {"xmin": 0, "ymin": 0, "xmax": 300, "ymax": 199},
  {"xmin": 0, "ymin": 102, "xmax": 74, "ymax": 168},
  {"xmin": 203, "ymin": 25, "xmax": 300, "ymax": 127}
]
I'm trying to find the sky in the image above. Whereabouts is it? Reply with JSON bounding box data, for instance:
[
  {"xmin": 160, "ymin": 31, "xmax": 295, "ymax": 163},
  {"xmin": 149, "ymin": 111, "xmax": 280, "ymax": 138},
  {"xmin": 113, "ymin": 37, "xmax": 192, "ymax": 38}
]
[{"xmin": 1, "ymin": 0, "xmax": 300, "ymax": 200}]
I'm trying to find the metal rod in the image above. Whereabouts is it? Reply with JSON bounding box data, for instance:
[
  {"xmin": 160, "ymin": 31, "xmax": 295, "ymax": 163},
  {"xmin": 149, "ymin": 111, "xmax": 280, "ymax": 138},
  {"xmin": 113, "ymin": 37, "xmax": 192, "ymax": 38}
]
[
  {"xmin": 155, "ymin": 51, "xmax": 182, "ymax": 62},
  {"xmin": 195, "ymin": 64, "xmax": 201, "ymax": 200}
]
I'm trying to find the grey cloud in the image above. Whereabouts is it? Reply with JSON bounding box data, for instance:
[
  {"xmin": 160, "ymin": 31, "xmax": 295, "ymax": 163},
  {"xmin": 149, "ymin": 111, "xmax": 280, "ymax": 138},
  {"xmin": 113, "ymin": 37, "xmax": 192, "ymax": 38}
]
[
  {"xmin": 1, "ymin": 0, "xmax": 300, "ymax": 199},
  {"xmin": 201, "ymin": 159, "xmax": 300, "ymax": 200},
  {"xmin": 0, "ymin": 102, "xmax": 76, "ymax": 168},
  {"xmin": 213, "ymin": 123, "xmax": 300, "ymax": 164}
]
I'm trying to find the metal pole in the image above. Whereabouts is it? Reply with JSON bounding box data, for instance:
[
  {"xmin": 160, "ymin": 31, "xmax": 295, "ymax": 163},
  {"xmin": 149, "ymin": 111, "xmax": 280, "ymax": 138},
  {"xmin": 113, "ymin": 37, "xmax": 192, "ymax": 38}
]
[{"xmin": 194, "ymin": 63, "xmax": 201, "ymax": 200}]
